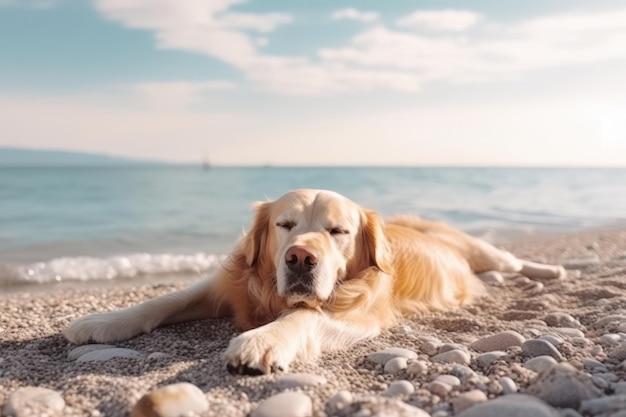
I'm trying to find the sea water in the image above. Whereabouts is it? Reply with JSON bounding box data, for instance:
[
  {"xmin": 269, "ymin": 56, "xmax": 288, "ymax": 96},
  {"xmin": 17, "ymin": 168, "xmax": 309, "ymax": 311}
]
[{"xmin": 1, "ymin": 166, "xmax": 625, "ymax": 287}]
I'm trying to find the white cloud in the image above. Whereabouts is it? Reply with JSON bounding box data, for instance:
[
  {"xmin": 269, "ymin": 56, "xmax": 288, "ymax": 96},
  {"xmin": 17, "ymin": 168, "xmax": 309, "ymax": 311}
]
[
  {"xmin": 93, "ymin": 1, "xmax": 626, "ymax": 96},
  {"xmin": 321, "ymin": 8, "xmax": 626, "ymax": 84},
  {"xmin": 396, "ymin": 10, "xmax": 481, "ymax": 32},
  {"xmin": 332, "ymin": 8, "xmax": 379, "ymax": 23}
]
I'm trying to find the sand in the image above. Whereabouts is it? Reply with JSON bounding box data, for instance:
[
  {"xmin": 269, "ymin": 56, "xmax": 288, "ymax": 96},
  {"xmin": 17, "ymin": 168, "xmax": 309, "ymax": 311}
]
[{"xmin": 1, "ymin": 228, "xmax": 626, "ymax": 417}]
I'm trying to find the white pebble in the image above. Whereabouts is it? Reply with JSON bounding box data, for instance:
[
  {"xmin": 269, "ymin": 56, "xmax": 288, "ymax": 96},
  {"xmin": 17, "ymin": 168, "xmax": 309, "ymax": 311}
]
[
  {"xmin": 382, "ymin": 380, "xmax": 414, "ymax": 397},
  {"xmin": 4, "ymin": 387, "xmax": 65, "ymax": 417},
  {"xmin": 407, "ymin": 360, "xmax": 429, "ymax": 375},
  {"xmin": 429, "ymin": 381, "xmax": 452, "ymax": 396},
  {"xmin": 599, "ymin": 334, "xmax": 622, "ymax": 346},
  {"xmin": 499, "ymin": 377, "xmax": 518, "ymax": 394},
  {"xmin": 76, "ymin": 348, "xmax": 143, "ymax": 362},
  {"xmin": 131, "ymin": 383, "xmax": 208, "ymax": 417},
  {"xmin": 452, "ymin": 389, "xmax": 488, "ymax": 413},
  {"xmin": 469, "ymin": 331, "xmax": 525, "ymax": 352},
  {"xmin": 327, "ymin": 391, "xmax": 353, "ymax": 411},
  {"xmin": 550, "ymin": 328, "xmax": 585, "ymax": 338},
  {"xmin": 477, "ymin": 351, "xmax": 507, "ymax": 368},
  {"xmin": 524, "ymin": 355, "xmax": 558, "ymax": 373},
  {"xmin": 537, "ymin": 335, "xmax": 564, "ymax": 346},
  {"xmin": 367, "ymin": 347, "xmax": 417, "ymax": 365},
  {"xmin": 276, "ymin": 373, "xmax": 327, "ymax": 389},
  {"xmin": 435, "ymin": 374, "xmax": 461, "ymax": 387},
  {"xmin": 251, "ymin": 392, "xmax": 312, "ymax": 417},
  {"xmin": 67, "ymin": 344, "xmax": 117, "ymax": 361},
  {"xmin": 431, "ymin": 349, "xmax": 471, "ymax": 365},
  {"xmin": 455, "ymin": 394, "xmax": 559, "ymax": 417},
  {"xmin": 384, "ymin": 357, "xmax": 408, "ymax": 374}
]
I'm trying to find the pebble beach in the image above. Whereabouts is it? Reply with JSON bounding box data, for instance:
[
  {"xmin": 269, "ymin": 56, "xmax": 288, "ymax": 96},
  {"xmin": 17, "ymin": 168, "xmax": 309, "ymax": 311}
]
[{"xmin": 2, "ymin": 228, "xmax": 626, "ymax": 417}]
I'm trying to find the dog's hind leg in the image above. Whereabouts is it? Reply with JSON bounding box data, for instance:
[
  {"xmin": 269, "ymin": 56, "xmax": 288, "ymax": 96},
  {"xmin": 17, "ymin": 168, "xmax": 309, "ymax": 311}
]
[
  {"xmin": 63, "ymin": 271, "xmax": 230, "ymax": 344},
  {"xmin": 388, "ymin": 216, "xmax": 565, "ymax": 280}
]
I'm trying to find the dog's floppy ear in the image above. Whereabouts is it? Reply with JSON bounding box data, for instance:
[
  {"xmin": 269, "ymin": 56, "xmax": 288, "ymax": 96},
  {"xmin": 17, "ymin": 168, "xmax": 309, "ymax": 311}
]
[
  {"xmin": 244, "ymin": 201, "xmax": 272, "ymax": 267},
  {"xmin": 359, "ymin": 209, "xmax": 392, "ymax": 274}
]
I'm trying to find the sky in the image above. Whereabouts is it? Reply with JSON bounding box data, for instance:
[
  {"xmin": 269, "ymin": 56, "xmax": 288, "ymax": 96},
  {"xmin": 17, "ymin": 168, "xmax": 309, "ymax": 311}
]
[{"xmin": 1, "ymin": 0, "xmax": 626, "ymax": 166}]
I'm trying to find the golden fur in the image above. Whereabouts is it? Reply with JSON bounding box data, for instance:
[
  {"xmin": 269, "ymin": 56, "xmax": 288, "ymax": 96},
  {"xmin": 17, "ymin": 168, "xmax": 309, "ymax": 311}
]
[{"xmin": 65, "ymin": 189, "xmax": 564, "ymax": 374}]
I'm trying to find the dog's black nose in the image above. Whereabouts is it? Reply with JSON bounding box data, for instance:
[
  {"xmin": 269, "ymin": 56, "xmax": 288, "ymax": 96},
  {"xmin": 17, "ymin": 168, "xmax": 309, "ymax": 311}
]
[{"xmin": 285, "ymin": 246, "xmax": 318, "ymax": 273}]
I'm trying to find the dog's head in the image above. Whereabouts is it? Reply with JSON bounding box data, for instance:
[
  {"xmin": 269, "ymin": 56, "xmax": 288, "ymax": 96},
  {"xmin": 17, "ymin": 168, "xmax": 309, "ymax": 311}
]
[{"xmin": 243, "ymin": 189, "xmax": 391, "ymax": 308}]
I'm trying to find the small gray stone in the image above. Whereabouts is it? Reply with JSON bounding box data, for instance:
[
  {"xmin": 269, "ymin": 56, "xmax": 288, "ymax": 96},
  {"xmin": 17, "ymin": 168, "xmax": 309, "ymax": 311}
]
[
  {"xmin": 276, "ymin": 373, "xmax": 327, "ymax": 389},
  {"xmin": 429, "ymin": 380, "xmax": 452, "ymax": 397},
  {"xmin": 595, "ymin": 315, "xmax": 626, "ymax": 328},
  {"xmin": 524, "ymin": 355, "xmax": 558, "ymax": 373},
  {"xmin": 522, "ymin": 339, "xmax": 563, "ymax": 360},
  {"xmin": 131, "ymin": 383, "xmax": 208, "ymax": 417},
  {"xmin": 544, "ymin": 312, "xmax": 580, "ymax": 328},
  {"xmin": 582, "ymin": 358, "xmax": 607, "ymax": 371},
  {"xmin": 599, "ymin": 334, "xmax": 622, "ymax": 346},
  {"xmin": 407, "ymin": 360, "xmax": 429, "ymax": 375},
  {"xmin": 455, "ymin": 394, "xmax": 559, "ymax": 417},
  {"xmin": 431, "ymin": 349, "xmax": 471, "ymax": 365},
  {"xmin": 499, "ymin": 377, "xmax": 517, "ymax": 394},
  {"xmin": 439, "ymin": 343, "xmax": 467, "ymax": 354},
  {"xmin": 251, "ymin": 392, "xmax": 312, "ymax": 417},
  {"xmin": 450, "ymin": 365, "xmax": 477, "ymax": 382},
  {"xmin": 550, "ymin": 328, "xmax": 585, "ymax": 338},
  {"xmin": 367, "ymin": 347, "xmax": 417, "ymax": 365},
  {"xmin": 76, "ymin": 347, "xmax": 143, "ymax": 362},
  {"xmin": 327, "ymin": 391, "xmax": 353, "ymax": 412},
  {"xmin": 608, "ymin": 342, "xmax": 626, "ymax": 361},
  {"xmin": 477, "ymin": 351, "xmax": 508, "ymax": 368},
  {"xmin": 3, "ymin": 387, "xmax": 65, "ymax": 417},
  {"xmin": 527, "ymin": 363, "xmax": 602, "ymax": 408},
  {"xmin": 420, "ymin": 341, "xmax": 440, "ymax": 355},
  {"xmin": 382, "ymin": 380, "xmax": 414, "ymax": 397},
  {"xmin": 571, "ymin": 337, "xmax": 593, "ymax": 348},
  {"xmin": 538, "ymin": 335, "xmax": 564, "ymax": 346},
  {"xmin": 614, "ymin": 381, "xmax": 626, "ymax": 395},
  {"xmin": 478, "ymin": 271, "xmax": 504, "ymax": 285},
  {"xmin": 580, "ymin": 395, "xmax": 626, "ymax": 415},
  {"xmin": 469, "ymin": 331, "xmax": 525, "ymax": 352},
  {"xmin": 452, "ymin": 389, "xmax": 488, "ymax": 414},
  {"xmin": 384, "ymin": 357, "xmax": 408, "ymax": 374},
  {"xmin": 560, "ymin": 409, "xmax": 584, "ymax": 417},
  {"xmin": 67, "ymin": 344, "xmax": 117, "ymax": 361}
]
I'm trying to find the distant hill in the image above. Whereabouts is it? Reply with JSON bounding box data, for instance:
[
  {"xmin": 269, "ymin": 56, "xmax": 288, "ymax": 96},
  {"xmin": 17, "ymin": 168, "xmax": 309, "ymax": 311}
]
[{"xmin": 0, "ymin": 147, "xmax": 167, "ymax": 167}]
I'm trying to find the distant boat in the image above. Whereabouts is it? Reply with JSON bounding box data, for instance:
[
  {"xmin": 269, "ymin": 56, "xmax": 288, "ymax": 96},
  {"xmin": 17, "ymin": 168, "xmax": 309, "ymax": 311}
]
[{"xmin": 202, "ymin": 154, "xmax": 210, "ymax": 170}]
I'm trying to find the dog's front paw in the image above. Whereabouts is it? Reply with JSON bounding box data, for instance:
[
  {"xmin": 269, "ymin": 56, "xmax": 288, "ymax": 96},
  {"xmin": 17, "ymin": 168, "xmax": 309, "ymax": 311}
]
[
  {"xmin": 223, "ymin": 329, "xmax": 292, "ymax": 375},
  {"xmin": 63, "ymin": 311, "xmax": 140, "ymax": 344}
]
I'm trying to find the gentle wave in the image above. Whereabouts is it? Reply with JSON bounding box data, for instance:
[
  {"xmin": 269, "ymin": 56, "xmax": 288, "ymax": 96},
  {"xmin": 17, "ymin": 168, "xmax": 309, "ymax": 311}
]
[{"xmin": 0, "ymin": 252, "xmax": 227, "ymax": 287}]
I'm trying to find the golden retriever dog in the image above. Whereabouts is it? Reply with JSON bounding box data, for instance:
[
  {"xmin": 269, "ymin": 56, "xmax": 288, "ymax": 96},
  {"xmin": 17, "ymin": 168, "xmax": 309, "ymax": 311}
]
[{"xmin": 64, "ymin": 189, "xmax": 564, "ymax": 375}]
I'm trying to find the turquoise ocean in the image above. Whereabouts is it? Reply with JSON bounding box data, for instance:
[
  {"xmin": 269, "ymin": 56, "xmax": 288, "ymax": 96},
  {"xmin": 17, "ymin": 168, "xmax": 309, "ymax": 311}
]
[{"xmin": 1, "ymin": 166, "xmax": 625, "ymax": 288}]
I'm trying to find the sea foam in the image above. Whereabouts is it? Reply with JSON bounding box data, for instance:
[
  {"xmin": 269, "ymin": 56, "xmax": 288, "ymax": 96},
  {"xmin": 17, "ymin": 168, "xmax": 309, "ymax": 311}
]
[{"xmin": 3, "ymin": 252, "xmax": 226, "ymax": 286}]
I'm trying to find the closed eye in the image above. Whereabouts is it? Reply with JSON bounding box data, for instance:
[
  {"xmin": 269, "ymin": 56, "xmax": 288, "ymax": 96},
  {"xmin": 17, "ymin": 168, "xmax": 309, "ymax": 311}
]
[
  {"xmin": 327, "ymin": 227, "xmax": 349, "ymax": 236},
  {"xmin": 276, "ymin": 220, "xmax": 296, "ymax": 231}
]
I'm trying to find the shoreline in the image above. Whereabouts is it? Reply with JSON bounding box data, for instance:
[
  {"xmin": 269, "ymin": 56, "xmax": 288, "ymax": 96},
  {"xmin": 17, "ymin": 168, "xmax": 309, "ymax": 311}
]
[
  {"xmin": 1, "ymin": 227, "xmax": 626, "ymax": 416},
  {"xmin": 3, "ymin": 221, "xmax": 626, "ymax": 294}
]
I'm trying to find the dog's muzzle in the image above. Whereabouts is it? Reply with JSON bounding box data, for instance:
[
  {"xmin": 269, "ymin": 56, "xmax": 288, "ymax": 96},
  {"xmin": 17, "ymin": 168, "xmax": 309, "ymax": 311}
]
[{"xmin": 284, "ymin": 245, "xmax": 317, "ymax": 296}]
